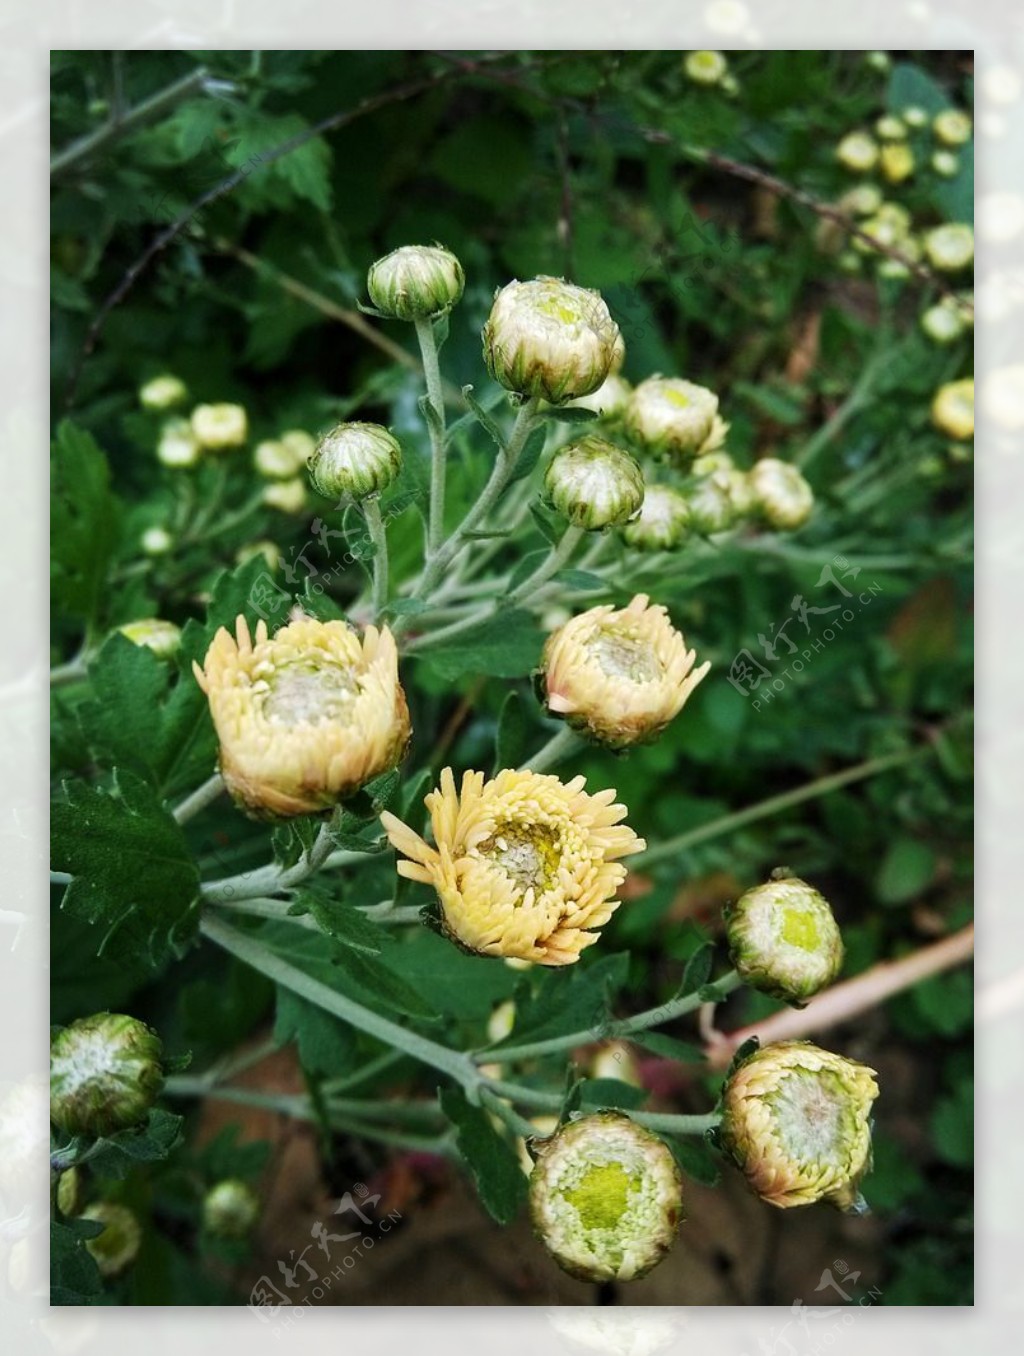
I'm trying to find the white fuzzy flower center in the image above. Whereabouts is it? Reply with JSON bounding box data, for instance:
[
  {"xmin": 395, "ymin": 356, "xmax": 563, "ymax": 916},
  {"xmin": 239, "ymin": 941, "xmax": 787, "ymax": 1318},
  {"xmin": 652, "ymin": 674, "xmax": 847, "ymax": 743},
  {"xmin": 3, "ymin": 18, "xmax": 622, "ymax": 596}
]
[
  {"xmin": 477, "ymin": 823, "xmax": 559, "ymax": 894},
  {"xmin": 261, "ymin": 660, "xmax": 359, "ymax": 726},
  {"xmin": 586, "ymin": 630, "xmax": 662, "ymax": 685},
  {"xmin": 771, "ymin": 1070, "xmax": 850, "ymax": 1168}
]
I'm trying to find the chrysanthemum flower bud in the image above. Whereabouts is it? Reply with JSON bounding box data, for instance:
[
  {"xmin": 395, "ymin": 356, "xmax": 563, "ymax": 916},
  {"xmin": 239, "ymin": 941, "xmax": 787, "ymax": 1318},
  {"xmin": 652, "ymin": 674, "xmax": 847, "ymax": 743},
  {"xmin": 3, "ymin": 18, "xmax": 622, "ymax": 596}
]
[
  {"xmin": 483, "ymin": 277, "xmax": 621, "ymax": 405},
  {"xmin": 879, "ymin": 141, "xmax": 915, "ymax": 184},
  {"xmin": 81, "ymin": 1202, "xmax": 142, "ymax": 1278},
  {"xmin": 624, "ymin": 377, "xmax": 719, "ymax": 465},
  {"xmin": 309, "ymin": 421, "xmax": 403, "ymax": 502},
  {"xmin": 683, "ymin": 50, "xmax": 728, "ymax": 86},
  {"xmin": 725, "ymin": 467, "xmax": 756, "ymax": 518},
  {"xmin": 838, "ymin": 184, "xmax": 884, "ymax": 218},
  {"xmin": 931, "ymin": 149, "xmax": 960, "ymax": 178},
  {"xmin": 56, "ymin": 1166, "xmax": 83, "ymax": 1217},
  {"xmin": 874, "ymin": 114, "xmax": 907, "ymax": 141},
  {"xmin": 544, "ymin": 436, "xmax": 645, "ymax": 531},
  {"xmin": 254, "ymin": 438, "xmax": 303, "ymax": 480},
  {"xmin": 368, "ymin": 244, "xmax": 465, "ymax": 321},
  {"xmin": 836, "ymin": 131, "xmax": 879, "ymax": 173},
  {"xmin": 139, "ymin": 374, "xmax": 187, "ymax": 411},
  {"xmin": 726, "ymin": 874, "xmax": 844, "ymax": 1005},
  {"xmin": 50, "ymin": 1013, "xmax": 164, "ymax": 1138},
  {"xmin": 864, "ymin": 51, "xmax": 891, "ymax": 73},
  {"xmin": 720, "ymin": 1041, "xmax": 879, "ymax": 1211},
  {"xmin": 931, "ymin": 378, "xmax": 974, "ymax": 440},
  {"xmin": 203, "ymin": 1179, "xmax": 261, "ymax": 1239},
  {"xmin": 156, "ymin": 418, "xmax": 201, "ymax": 469},
  {"xmin": 749, "ymin": 458, "xmax": 814, "ymax": 531},
  {"xmin": 529, "ymin": 1113, "xmax": 682, "ymax": 1281},
  {"xmin": 923, "ymin": 223, "xmax": 974, "ymax": 273},
  {"xmin": 261, "ymin": 477, "xmax": 307, "ymax": 514},
  {"xmin": 621, "ymin": 484, "xmax": 691, "ymax": 552},
  {"xmin": 692, "ymin": 449, "xmax": 733, "ymax": 477},
  {"xmin": 116, "ymin": 618, "xmax": 182, "ymax": 660},
  {"xmin": 541, "ymin": 594, "xmax": 709, "ymax": 749},
  {"xmin": 902, "ymin": 104, "xmax": 928, "ymax": 128},
  {"xmin": 141, "ymin": 526, "xmax": 173, "ymax": 556},
  {"xmin": 933, "ymin": 108, "xmax": 972, "ymax": 146},
  {"xmin": 191, "ymin": 403, "xmax": 248, "ymax": 451},
  {"xmin": 280, "ymin": 429, "xmax": 317, "ymax": 465},
  {"xmin": 921, "ymin": 301, "xmax": 966, "ymax": 344},
  {"xmin": 609, "ymin": 330, "xmax": 626, "ymax": 375},
  {"xmin": 683, "ymin": 470, "xmax": 736, "ymax": 535},
  {"xmin": 195, "ymin": 613, "xmax": 410, "ymax": 818},
  {"xmin": 486, "ymin": 999, "xmax": 517, "ymax": 1045},
  {"xmin": 381, "ymin": 767, "xmax": 645, "ymax": 964},
  {"xmin": 569, "ymin": 374, "xmax": 632, "ymax": 418},
  {"xmin": 696, "ymin": 412, "xmax": 731, "ymax": 456},
  {"xmin": 852, "ymin": 205, "xmax": 912, "ymax": 256}
]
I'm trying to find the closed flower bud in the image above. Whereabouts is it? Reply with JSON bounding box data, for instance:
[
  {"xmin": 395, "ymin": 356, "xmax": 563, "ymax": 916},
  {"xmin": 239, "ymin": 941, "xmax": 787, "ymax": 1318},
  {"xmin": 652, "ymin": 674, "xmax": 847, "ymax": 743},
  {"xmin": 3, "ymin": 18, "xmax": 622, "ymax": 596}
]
[
  {"xmin": 194, "ymin": 613, "xmax": 410, "ymax": 818},
  {"xmin": 933, "ymin": 108, "xmax": 972, "ymax": 146},
  {"xmin": 852, "ymin": 204, "xmax": 912, "ymax": 255},
  {"xmin": 625, "ymin": 377, "xmax": 719, "ymax": 464},
  {"xmin": 720, "ymin": 1041, "xmax": 878, "ymax": 1211},
  {"xmin": 309, "ymin": 421, "xmax": 403, "ymax": 502},
  {"xmin": 921, "ymin": 301, "xmax": 966, "ymax": 344},
  {"xmin": 81, "ymin": 1202, "xmax": 142, "ymax": 1278},
  {"xmin": 280, "ymin": 429, "xmax": 317, "ymax": 465},
  {"xmin": 545, "ymin": 436, "xmax": 645, "ymax": 531},
  {"xmin": 157, "ymin": 418, "xmax": 201, "ymax": 469},
  {"xmin": 931, "ymin": 149, "xmax": 960, "ymax": 178},
  {"xmin": 749, "ymin": 458, "xmax": 814, "ymax": 531},
  {"xmin": 203, "ymin": 1179, "xmax": 261, "ymax": 1239},
  {"xmin": 724, "ymin": 467, "xmax": 756, "ymax": 517},
  {"xmin": 191, "ymin": 403, "xmax": 248, "ymax": 451},
  {"xmin": 486, "ymin": 999, "xmax": 517, "ymax": 1045},
  {"xmin": 254, "ymin": 438, "xmax": 303, "ymax": 480},
  {"xmin": 683, "ymin": 470, "xmax": 736, "ymax": 535},
  {"xmin": 368, "ymin": 244, "xmax": 465, "ymax": 321},
  {"xmin": 864, "ymin": 51, "xmax": 891, "ymax": 73},
  {"xmin": 381, "ymin": 767, "xmax": 644, "ymax": 964},
  {"xmin": 50, "ymin": 1013, "xmax": 163, "ymax": 1138},
  {"xmin": 483, "ymin": 277, "xmax": 621, "ymax": 404},
  {"xmin": 923, "ymin": 223, "xmax": 974, "ymax": 272},
  {"xmin": 529, "ymin": 1113, "xmax": 682, "ymax": 1282},
  {"xmin": 902, "ymin": 104, "xmax": 928, "ymax": 128},
  {"xmin": 139, "ymin": 374, "xmax": 187, "ymax": 411},
  {"xmin": 879, "ymin": 141, "xmax": 915, "ymax": 184},
  {"xmin": 541, "ymin": 593, "xmax": 710, "ymax": 749},
  {"xmin": 117, "ymin": 618, "xmax": 182, "ymax": 660},
  {"xmin": 569, "ymin": 374, "xmax": 632, "ymax": 418},
  {"xmin": 262, "ymin": 477, "xmax": 307, "ymax": 514},
  {"xmin": 697, "ymin": 412, "xmax": 731, "ymax": 456},
  {"xmin": 836, "ymin": 131, "xmax": 879, "ymax": 173},
  {"xmin": 726, "ymin": 874, "xmax": 844, "ymax": 1005},
  {"xmin": 931, "ymin": 378, "xmax": 974, "ymax": 440},
  {"xmin": 683, "ymin": 50, "xmax": 728, "ymax": 86},
  {"xmin": 621, "ymin": 484, "xmax": 691, "ymax": 552},
  {"xmin": 56, "ymin": 1166, "xmax": 83, "ymax": 1217},
  {"xmin": 874, "ymin": 114, "xmax": 907, "ymax": 141},
  {"xmin": 838, "ymin": 184, "xmax": 884, "ymax": 218}
]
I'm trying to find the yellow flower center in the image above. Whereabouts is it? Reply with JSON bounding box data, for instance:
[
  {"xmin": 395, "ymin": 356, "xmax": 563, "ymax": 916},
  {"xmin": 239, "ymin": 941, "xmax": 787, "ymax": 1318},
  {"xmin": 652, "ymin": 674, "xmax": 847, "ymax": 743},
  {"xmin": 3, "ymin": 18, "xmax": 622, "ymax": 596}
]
[
  {"xmin": 562, "ymin": 1162, "xmax": 637, "ymax": 1230},
  {"xmin": 780, "ymin": 908, "xmax": 821, "ymax": 951},
  {"xmin": 261, "ymin": 659, "xmax": 359, "ymax": 726},
  {"xmin": 662, "ymin": 387, "xmax": 693, "ymax": 409},
  {"xmin": 586, "ymin": 629, "xmax": 662, "ymax": 684},
  {"xmin": 477, "ymin": 822, "xmax": 561, "ymax": 895}
]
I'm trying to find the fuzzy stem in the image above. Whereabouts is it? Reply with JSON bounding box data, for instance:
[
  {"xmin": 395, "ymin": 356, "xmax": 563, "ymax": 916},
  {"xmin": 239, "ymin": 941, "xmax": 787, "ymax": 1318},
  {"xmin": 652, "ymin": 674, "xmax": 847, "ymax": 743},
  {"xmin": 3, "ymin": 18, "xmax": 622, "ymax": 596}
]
[
  {"xmin": 519, "ymin": 725, "xmax": 583, "ymax": 774},
  {"xmin": 363, "ymin": 498, "xmax": 390, "ymax": 614},
  {"xmin": 416, "ymin": 316, "xmax": 448, "ymax": 555},
  {"xmin": 172, "ymin": 772, "xmax": 225, "ymax": 824},
  {"xmin": 507, "ymin": 524, "xmax": 585, "ymax": 605}
]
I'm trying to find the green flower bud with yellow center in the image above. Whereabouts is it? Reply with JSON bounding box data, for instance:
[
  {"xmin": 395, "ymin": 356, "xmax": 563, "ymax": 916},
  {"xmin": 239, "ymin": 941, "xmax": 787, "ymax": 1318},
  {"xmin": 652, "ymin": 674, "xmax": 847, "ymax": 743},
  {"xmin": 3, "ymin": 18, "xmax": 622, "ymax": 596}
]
[
  {"xmin": 203, "ymin": 1179, "xmax": 261, "ymax": 1239},
  {"xmin": 309, "ymin": 421, "xmax": 403, "ymax": 502},
  {"xmin": 367, "ymin": 244, "xmax": 465, "ymax": 321},
  {"xmin": 381, "ymin": 767, "xmax": 644, "ymax": 965},
  {"xmin": 544, "ymin": 436, "xmax": 644, "ymax": 531},
  {"xmin": 569, "ymin": 373, "xmax": 632, "ymax": 418},
  {"xmin": 624, "ymin": 376, "xmax": 719, "ymax": 465},
  {"xmin": 194, "ymin": 613, "xmax": 411, "ymax": 819},
  {"xmin": 254, "ymin": 438, "xmax": 304, "ymax": 480},
  {"xmin": 749, "ymin": 458, "xmax": 814, "ymax": 531},
  {"xmin": 931, "ymin": 377, "xmax": 974, "ymax": 440},
  {"xmin": 528, "ymin": 1113, "xmax": 682, "ymax": 1282},
  {"xmin": 879, "ymin": 141, "xmax": 915, "ymax": 184},
  {"xmin": 921, "ymin": 301, "xmax": 966, "ymax": 344},
  {"xmin": 683, "ymin": 50, "xmax": 728, "ymax": 86},
  {"xmin": 726, "ymin": 873, "xmax": 844, "ymax": 1005},
  {"xmin": 50, "ymin": 1013, "xmax": 163, "ymax": 1138},
  {"xmin": 875, "ymin": 114, "xmax": 907, "ymax": 142},
  {"xmin": 157, "ymin": 418, "xmax": 201, "ymax": 469},
  {"xmin": 931, "ymin": 149, "xmax": 960, "ymax": 178},
  {"xmin": 116, "ymin": 618, "xmax": 182, "ymax": 660},
  {"xmin": 620, "ymin": 484, "xmax": 691, "ymax": 552},
  {"xmin": 483, "ymin": 277, "xmax": 621, "ymax": 405},
  {"xmin": 720, "ymin": 1041, "xmax": 878, "ymax": 1211},
  {"xmin": 836, "ymin": 131, "xmax": 879, "ymax": 174},
  {"xmin": 541, "ymin": 593, "xmax": 710, "ymax": 749},
  {"xmin": 190, "ymin": 402, "xmax": 248, "ymax": 451},
  {"xmin": 81, "ymin": 1202, "xmax": 142, "ymax": 1278},
  {"xmin": 261, "ymin": 477, "xmax": 307, "ymax": 514},
  {"xmin": 139, "ymin": 374, "xmax": 187, "ymax": 411},
  {"xmin": 923, "ymin": 223, "xmax": 974, "ymax": 273},
  {"xmin": 933, "ymin": 108, "xmax": 972, "ymax": 146},
  {"xmin": 683, "ymin": 470, "xmax": 736, "ymax": 535}
]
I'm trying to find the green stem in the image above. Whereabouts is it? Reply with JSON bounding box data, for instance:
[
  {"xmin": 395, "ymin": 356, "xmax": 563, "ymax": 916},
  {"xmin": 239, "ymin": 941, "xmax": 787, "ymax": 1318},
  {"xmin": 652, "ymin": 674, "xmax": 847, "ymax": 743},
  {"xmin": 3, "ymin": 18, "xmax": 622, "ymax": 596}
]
[
  {"xmin": 50, "ymin": 652, "xmax": 90, "ymax": 688},
  {"xmin": 520, "ymin": 725, "xmax": 583, "ymax": 774},
  {"xmin": 507, "ymin": 524, "xmax": 585, "ymax": 605},
  {"xmin": 482, "ymin": 1079, "xmax": 718, "ymax": 1137},
  {"xmin": 416, "ymin": 317, "xmax": 448, "ymax": 555},
  {"xmin": 201, "ymin": 816, "xmax": 354, "ymax": 903},
  {"xmin": 172, "ymin": 772, "xmax": 224, "ymax": 824},
  {"xmin": 796, "ymin": 348, "xmax": 889, "ymax": 471},
  {"xmin": 363, "ymin": 499, "xmax": 390, "ymax": 615}
]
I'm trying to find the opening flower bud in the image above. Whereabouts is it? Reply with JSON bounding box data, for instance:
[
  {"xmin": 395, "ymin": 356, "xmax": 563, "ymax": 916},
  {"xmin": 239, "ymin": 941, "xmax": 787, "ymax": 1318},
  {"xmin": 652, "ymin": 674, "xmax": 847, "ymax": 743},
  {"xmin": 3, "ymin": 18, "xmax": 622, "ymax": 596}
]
[
  {"xmin": 749, "ymin": 458, "xmax": 814, "ymax": 531},
  {"xmin": 683, "ymin": 470, "xmax": 736, "ymax": 535},
  {"xmin": 544, "ymin": 436, "xmax": 644, "ymax": 531},
  {"xmin": 726, "ymin": 873, "xmax": 844, "ymax": 1005},
  {"xmin": 933, "ymin": 108, "xmax": 972, "ymax": 146},
  {"xmin": 931, "ymin": 378, "xmax": 974, "ymax": 440},
  {"xmin": 309, "ymin": 421, "xmax": 403, "ymax": 502},
  {"xmin": 157, "ymin": 418, "xmax": 201, "ymax": 469},
  {"xmin": 720, "ymin": 1041, "xmax": 879, "ymax": 1211},
  {"xmin": 624, "ymin": 377, "xmax": 719, "ymax": 465},
  {"xmin": 541, "ymin": 593, "xmax": 710, "ymax": 749},
  {"xmin": 483, "ymin": 276, "xmax": 621, "ymax": 405},
  {"xmin": 190, "ymin": 402, "xmax": 248, "ymax": 451},
  {"xmin": 367, "ymin": 244, "xmax": 465, "ymax": 321},
  {"xmin": 139, "ymin": 374, "xmax": 188, "ymax": 411},
  {"xmin": 569, "ymin": 373, "xmax": 632, "ymax": 418},
  {"xmin": 621, "ymin": 484, "xmax": 691, "ymax": 552},
  {"xmin": 194, "ymin": 613, "xmax": 411, "ymax": 818},
  {"xmin": 81, "ymin": 1202, "xmax": 142, "ymax": 1278},
  {"xmin": 923, "ymin": 223, "xmax": 974, "ymax": 273},
  {"xmin": 116, "ymin": 618, "xmax": 182, "ymax": 660},
  {"xmin": 528, "ymin": 1113, "xmax": 682, "ymax": 1282},
  {"xmin": 836, "ymin": 131, "xmax": 879, "ymax": 174},
  {"xmin": 50, "ymin": 1013, "xmax": 164, "ymax": 1138},
  {"xmin": 203, "ymin": 1179, "xmax": 261, "ymax": 1239}
]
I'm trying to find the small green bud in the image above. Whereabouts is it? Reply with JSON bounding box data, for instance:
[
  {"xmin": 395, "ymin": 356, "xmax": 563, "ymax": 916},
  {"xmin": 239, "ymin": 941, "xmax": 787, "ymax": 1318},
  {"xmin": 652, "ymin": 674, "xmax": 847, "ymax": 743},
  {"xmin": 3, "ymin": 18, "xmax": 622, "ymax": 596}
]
[
  {"xmin": 262, "ymin": 477, "xmax": 307, "ymax": 514},
  {"xmin": 483, "ymin": 276, "xmax": 621, "ymax": 405},
  {"xmin": 624, "ymin": 376, "xmax": 719, "ymax": 465},
  {"xmin": 749, "ymin": 458, "xmax": 814, "ymax": 531},
  {"xmin": 279, "ymin": 429, "xmax": 316, "ymax": 465},
  {"xmin": 931, "ymin": 149, "xmax": 960, "ymax": 178},
  {"xmin": 203, "ymin": 1178, "xmax": 261, "ymax": 1239},
  {"xmin": 116, "ymin": 618, "xmax": 182, "ymax": 660},
  {"xmin": 50, "ymin": 1013, "xmax": 163, "ymax": 1138},
  {"xmin": 140, "ymin": 526, "xmax": 173, "ymax": 557},
  {"xmin": 835, "ymin": 131, "xmax": 879, "ymax": 174},
  {"xmin": 568, "ymin": 373, "xmax": 632, "ymax": 418},
  {"xmin": 923, "ymin": 223, "xmax": 974, "ymax": 273},
  {"xmin": 367, "ymin": 244, "xmax": 465, "ymax": 321},
  {"xmin": 529, "ymin": 1113, "xmax": 682, "ymax": 1282},
  {"xmin": 309, "ymin": 421, "xmax": 403, "ymax": 501},
  {"xmin": 544, "ymin": 435, "xmax": 644, "ymax": 531},
  {"xmin": 156, "ymin": 418, "xmax": 201, "ymax": 469},
  {"xmin": 139, "ymin": 374, "xmax": 188, "ymax": 411},
  {"xmin": 683, "ymin": 470, "xmax": 736, "ymax": 535},
  {"xmin": 190, "ymin": 402, "xmax": 248, "ymax": 451},
  {"xmin": 838, "ymin": 184, "xmax": 884, "ymax": 218},
  {"xmin": 253, "ymin": 438, "xmax": 304, "ymax": 480},
  {"xmin": 931, "ymin": 378, "xmax": 974, "ymax": 440},
  {"xmin": 874, "ymin": 114, "xmax": 907, "ymax": 142},
  {"xmin": 683, "ymin": 50, "xmax": 728, "ymax": 86},
  {"xmin": 621, "ymin": 484, "xmax": 691, "ymax": 552},
  {"xmin": 726, "ymin": 873, "xmax": 844, "ymax": 1005},
  {"xmin": 933, "ymin": 108, "xmax": 972, "ymax": 147},
  {"xmin": 879, "ymin": 141, "xmax": 915, "ymax": 184},
  {"xmin": 864, "ymin": 51, "xmax": 892, "ymax": 73},
  {"xmin": 56, "ymin": 1165, "xmax": 84, "ymax": 1216},
  {"xmin": 81, "ymin": 1202, "xmax": 142, "ymax": 1278},
  {"xmin": 720, "ymin": 1041, "xmax": 878, "ymax": 1212},
  {"xmin": 901, "ymin": 104, "xmax": 928, "ymax": 128},
  {"xmin": 920, "ymin": 301, "xmax": 966, "ymax": 344}
]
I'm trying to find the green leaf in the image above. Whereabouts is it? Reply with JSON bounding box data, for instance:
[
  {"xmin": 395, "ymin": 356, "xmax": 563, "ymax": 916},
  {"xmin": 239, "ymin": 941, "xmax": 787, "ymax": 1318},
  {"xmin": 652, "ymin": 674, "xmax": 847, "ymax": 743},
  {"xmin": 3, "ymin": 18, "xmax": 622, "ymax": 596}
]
[
  {"xmin": 272, "ymin": 817, "xmax": 321, "ymax": 869},
  {"xmin": 461, "ymin": 385, "xmax": 508, "ymax": 449},
  {"xmin": 632, "ymin": 1032, "xmax": 706, "ymax": 1064},
  {"xmin": 439, "ymin": 1085, "xmax": 528, "ymax": 1224},
  {"xmin": 85, "ymin": 1107, "xmax": 185, "ymax": 1179},
  {"xmin": 274, "ymin": 985, "xmax": 356, "ymax": 1076},
  {"xmin": 681, "ymin": 942, "xmax": 714, "ymax": 996},
  {"xmin": 554, "ymin": 568, "xmax": 607, "ymax": 593},
  {"xmin": 876, "ymin": 837, "xmax": 937, "ymax": 905},
  {"xmin": 430, "ymin": 116, "xmax": 532, "ymax": 208},
  {"xmin": 51, "ymin": 1218, "xmax": 103, "ymax": 1305},
  {"xmin": 233, "ymin": 111, "xmax": 333, "ymax": 211},
  {"xmin": 52, "ymin": 771, "xmax": 201, "ymax": 968},
  {"xmin": 494, "ymin": 690, "xmax": 528, "ymax": 774},
  {"xmin": 543, "ymin": 407, "xmax": 600, "ymax": 425},
  {"xmin": 329, "ymin": 946, "xmax": 439, "ymax": 1022},
  {"xmin": 577, "ymin": 1077, "xmax": 648, "ymax": 1110},
  {"xmin": 506, "ymin": 425, "xmax": 549, "ymax": 485},
  {"xmin": 930, "ymin": 1081, "xmax": 972, "ymax": 1167},
  {"xmin": 506, "ymin": 550, "xmax": 550, "ymax": 594},
  {"xmin": 180, "ymin": 556, "xmax": 286, "ymax": 665},
  {"xmin": 289, "ymin": 888, "xmax": 385, "ymax": 957},
  {"xmin": 669, "ymin": 1134, "xmax": 721, "ymax": 1186},
  {"xmin": 51, "ymin": 421, "xmax": 120, "ymax": 627},
  {"xmin": 529, "ymin": 501, "xmax": 563, "ymax": 545},
  {"xmin": 493, "ymin": 953, "xmax": 630, "ymax": 1050},
  {"xmin": 886, "ymin": 62, "xmax": 950, "ymax": 117},
  {"xmin": 424, "ymin": 608, "xmax": 543, "ymax": 681},
  {"xmin": 382, "ymin": 930, "xmax": 518, "ymax": 1020}
]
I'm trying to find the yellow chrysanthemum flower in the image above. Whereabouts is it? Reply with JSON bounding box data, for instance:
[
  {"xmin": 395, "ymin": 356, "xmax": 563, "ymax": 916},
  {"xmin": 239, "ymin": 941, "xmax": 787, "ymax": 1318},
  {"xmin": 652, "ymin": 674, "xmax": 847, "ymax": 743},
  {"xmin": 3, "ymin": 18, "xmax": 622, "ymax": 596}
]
[
  {"xmin": 541, "ymin": 594, "xmax": 710, "ymax": 749},
  {"xmin": 381, "ymin": 767, "xmax": 645, "ymax": 964},
  {"xmin": 194, "ymin": 613, "xmax": 410, "ymax": 818}
]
